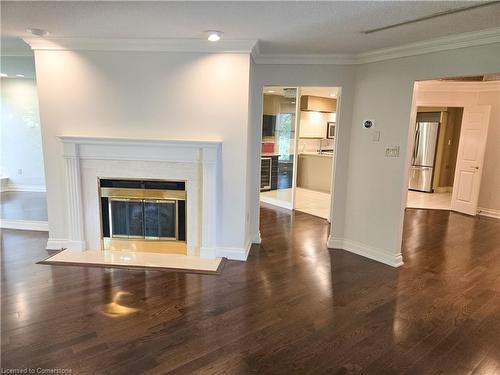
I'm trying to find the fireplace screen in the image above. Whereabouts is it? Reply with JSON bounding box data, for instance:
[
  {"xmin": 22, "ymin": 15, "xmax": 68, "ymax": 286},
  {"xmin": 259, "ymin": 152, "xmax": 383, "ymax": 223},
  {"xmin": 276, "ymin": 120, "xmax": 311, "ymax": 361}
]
[
  {"xmin": 99, "ymin": 179, "xmax": 186, "ymax": 254},
  {"xmin": 109, "ymin": 199, "xmax": 177, "ymax": 239}
]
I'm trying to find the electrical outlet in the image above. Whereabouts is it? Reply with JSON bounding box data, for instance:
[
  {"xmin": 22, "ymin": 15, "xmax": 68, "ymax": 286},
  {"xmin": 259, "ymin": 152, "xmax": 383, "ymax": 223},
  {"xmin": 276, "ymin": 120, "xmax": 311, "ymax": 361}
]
[{"xmin": 384, "ymin": 146, "xmax": 400, "ymax": 158}]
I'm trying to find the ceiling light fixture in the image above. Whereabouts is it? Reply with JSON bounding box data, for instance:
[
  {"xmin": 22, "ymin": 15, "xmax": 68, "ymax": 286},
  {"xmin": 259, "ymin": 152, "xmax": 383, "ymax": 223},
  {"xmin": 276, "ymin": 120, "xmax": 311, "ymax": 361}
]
[
  {"xmin": 267, "ymin": 90, "xmax": 276, "ymax": 94},
  {"xmin": 15, "ymin": 74, "xmax": 25, "ymax": 78},
  {"xmin": 206, "ymin": 31, "xmax": 223, "ymax": 42},
  {"xmin": 329, "ymin": 93, "xmax": 336, "ymax": 97},
  {"xmin": 26, "ymin": 28, "xmax": 49, "ymax": 37},
  {"xmin": 0, "ymin": 73, "xmax": 8, "ymax": 77}
]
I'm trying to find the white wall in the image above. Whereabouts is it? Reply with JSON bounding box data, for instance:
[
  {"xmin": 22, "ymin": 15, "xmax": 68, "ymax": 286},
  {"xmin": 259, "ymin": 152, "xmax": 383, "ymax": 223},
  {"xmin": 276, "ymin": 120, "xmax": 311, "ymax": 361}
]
[
  {"xmin": 248, "ymin": 63, "xmax": 357, "ymax": 245},
  {"xmin": 249, "ymin": 43, "xmax": 500, "ymax": 267},
  {"xmin": 33, "ymin": 50, "xmax": 251, "ymax": 254},
  {"xmin": 415, "ymin": 82, "xmax": 500, "ymax": 214},
  {"xmin": 0, "ymin": 77, "xmax": 46, "ymax": 190}
]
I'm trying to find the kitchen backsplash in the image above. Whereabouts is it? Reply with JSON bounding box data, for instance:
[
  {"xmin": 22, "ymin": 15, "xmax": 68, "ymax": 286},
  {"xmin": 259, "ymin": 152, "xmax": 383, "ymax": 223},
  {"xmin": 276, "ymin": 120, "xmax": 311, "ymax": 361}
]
[{"xmin": 298, "ymin": 138, "xmax": 334, "ymax": 153}]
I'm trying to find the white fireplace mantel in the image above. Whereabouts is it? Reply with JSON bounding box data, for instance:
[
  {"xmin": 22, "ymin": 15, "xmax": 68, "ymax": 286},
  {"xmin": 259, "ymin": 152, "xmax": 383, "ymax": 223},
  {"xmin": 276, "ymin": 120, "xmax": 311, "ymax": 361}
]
[{"xmin": 55, "ymin": 136, "xmax": 222, "ymax": 259}]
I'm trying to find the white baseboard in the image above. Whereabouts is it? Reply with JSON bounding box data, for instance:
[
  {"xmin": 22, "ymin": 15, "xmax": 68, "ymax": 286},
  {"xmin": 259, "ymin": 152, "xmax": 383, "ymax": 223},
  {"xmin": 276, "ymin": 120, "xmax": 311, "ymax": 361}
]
[
  {"xmin": 0, "ymin": 219, "xmax": 49, "ymax": 231},
  {"xmin": 2, "ymin": 184, "xmax": 46, "ymax": 193},
  {"xmin": 478, "ymin": 207, "xmax": 500, "ymax": 220},
  {"xmin": 327, "ymin": 235, "xmax": 403, "ymax": 268},
  {"xmin": 46, "ymin": 238, "xmax": 86, "ymax": 251},
  {"xmin": 217, "ymin": 241, "xmax": 252, "ymax": 261},
  {"xmin": 251, "ymin": 231, "xmax": 262, "ymax": 244}
]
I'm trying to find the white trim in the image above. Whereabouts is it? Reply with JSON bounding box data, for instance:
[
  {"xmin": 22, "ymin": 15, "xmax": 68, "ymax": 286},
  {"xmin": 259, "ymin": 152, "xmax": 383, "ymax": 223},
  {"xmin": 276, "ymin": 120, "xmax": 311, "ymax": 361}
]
[
  {"xmin": 24, "ymin": 37, "xmax": 257, "ymax": 54},
  {"xmin": 1, "ymin": 184, "xmax": 46, "ymax": 193},
  {"xmin": 252, "ymin": 27, "xmax": 500, "ymax": 65},
  {"xmin": 20, "ymin": 28, "xmax": 499, "ymax": 65},
  {"xmin": 46, "ymin": 238, "xmax": 70, "ymax": 250},
  {"xmin": 327, "ymin": 236, "xmax": 404, "ymax": 268},
  {"xmin": 0, "ymin": 219, "xmax": 49, "ymax": 231},
  {"xmin": 253, "ymin": 53, "xmax": 357, "ymax": 65},
  {"xmin": 217, "ymin": 241, "xmax": 252, "ymax": 261},
  {"xmin": 418, "ymin": 80, "xmax": 500, "ymax": 93},
  {"xmin": 478, "ymin": 207, "xmax": 500, "ymax": 220},
  {"xmin": 45, "ymin": 238, "xmax": 86, "ymax": 251},
  {"xmin": 251, "ymin": 231, "xmax": 262, "ymax": 244},
  {"xmin": 355, "ymin": 27, "xmax": 500, "ymax": 64},
  {"xmin": 58, "ymin": 136, "xmax": 222, "ymax": 259}
]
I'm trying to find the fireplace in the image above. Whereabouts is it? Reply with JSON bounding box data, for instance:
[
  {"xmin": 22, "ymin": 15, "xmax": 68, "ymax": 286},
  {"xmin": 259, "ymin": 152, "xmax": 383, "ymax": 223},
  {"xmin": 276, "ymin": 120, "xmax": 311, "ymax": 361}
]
[{"xmin": 99, "ymin": 178, "xmax": 186, "ymax": 254}]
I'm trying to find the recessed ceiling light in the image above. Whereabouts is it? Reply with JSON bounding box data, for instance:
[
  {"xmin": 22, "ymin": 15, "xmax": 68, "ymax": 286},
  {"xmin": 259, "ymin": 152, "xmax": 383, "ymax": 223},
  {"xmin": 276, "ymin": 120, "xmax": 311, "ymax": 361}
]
[
  {"xmin": 206, "ymin": 31, "xmax": 222, "ymax": 42},
  {"xmin": 267, "ymin": 90, "xmax": 276, "ymax": 93},
  {"xmin": 0, "ymin": 73, "xmax": 8, "ymax": 77},
  {"xmin": 16, "ymin": 74, "xmax": 25, "ymax": 78},
  {"xmin": 26, "ymin": 28, "xmax": 49, "ymax": 37}
]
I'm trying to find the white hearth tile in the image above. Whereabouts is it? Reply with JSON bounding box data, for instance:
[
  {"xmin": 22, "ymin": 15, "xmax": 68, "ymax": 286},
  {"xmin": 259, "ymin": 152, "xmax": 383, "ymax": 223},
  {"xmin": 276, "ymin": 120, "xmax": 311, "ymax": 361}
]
[{"xmin": 41, "ymin": 250, "xmax": 223, "ymax": 273}]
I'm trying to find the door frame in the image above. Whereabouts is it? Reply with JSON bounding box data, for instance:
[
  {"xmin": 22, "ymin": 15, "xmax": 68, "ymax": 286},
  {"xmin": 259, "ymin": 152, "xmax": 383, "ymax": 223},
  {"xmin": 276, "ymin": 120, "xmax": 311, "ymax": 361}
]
[
  {"xmin": 402, "ymin": 81, "xmax": 491, "ymax": 215},
  {"xmin": 258, "ymin": 85, "xmax": 342, "ymax": 224}
]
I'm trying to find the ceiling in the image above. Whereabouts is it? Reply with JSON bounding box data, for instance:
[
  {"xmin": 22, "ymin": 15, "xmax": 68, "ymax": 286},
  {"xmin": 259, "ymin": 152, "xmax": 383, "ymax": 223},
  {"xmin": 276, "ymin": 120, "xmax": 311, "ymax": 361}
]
[{"xmin": 1, "ymin": 1, "xmax": 499, "ymax": 55}]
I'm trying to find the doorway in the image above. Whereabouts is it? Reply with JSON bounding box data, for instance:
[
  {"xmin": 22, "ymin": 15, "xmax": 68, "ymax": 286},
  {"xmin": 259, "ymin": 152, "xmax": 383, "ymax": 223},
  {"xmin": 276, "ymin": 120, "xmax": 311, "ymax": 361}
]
[
  {"xmin": 259, "ymin": 86, "xmax": 339, "ymax": 221},
  {"xmin": 405, "ymin": 77, "xmax": 498, "ymax": 217}
]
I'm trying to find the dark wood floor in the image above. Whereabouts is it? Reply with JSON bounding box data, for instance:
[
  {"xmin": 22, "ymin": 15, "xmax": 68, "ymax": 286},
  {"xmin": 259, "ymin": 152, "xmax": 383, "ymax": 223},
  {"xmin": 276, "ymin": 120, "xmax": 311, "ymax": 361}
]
[{"xmin": 2, "ymin": 207, "xmax": 500, "ymax": 374}]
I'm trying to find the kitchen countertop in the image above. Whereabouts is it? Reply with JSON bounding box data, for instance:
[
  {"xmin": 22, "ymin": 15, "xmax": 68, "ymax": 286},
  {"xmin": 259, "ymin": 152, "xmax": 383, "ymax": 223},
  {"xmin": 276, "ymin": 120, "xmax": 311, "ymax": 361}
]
[
  {"xmin": 299, "ymin": 152, "xmax": 333, "ymax": 158},
  {"xmin": 261, "ymin": 153, "xmax": 280, "ymax": 157}
]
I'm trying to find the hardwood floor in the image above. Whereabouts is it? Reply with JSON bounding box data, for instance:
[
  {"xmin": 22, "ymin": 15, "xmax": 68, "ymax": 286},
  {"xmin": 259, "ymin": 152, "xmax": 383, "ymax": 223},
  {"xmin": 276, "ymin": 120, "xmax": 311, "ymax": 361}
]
[{"xmin": 1, "ymin": 207, "xmax": 500, "ymax": 374}]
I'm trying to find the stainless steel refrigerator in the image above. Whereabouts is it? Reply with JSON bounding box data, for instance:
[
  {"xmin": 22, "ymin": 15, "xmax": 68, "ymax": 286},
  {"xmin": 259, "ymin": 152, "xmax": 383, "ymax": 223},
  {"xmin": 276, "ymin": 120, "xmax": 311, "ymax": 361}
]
[{"xmin": 408, "ymin": 121, "xmax": 440, "ymax": 193}]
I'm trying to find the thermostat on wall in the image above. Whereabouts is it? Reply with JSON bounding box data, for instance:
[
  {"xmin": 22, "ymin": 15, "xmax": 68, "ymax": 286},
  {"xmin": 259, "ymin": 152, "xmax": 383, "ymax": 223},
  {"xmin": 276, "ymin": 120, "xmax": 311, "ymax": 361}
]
[{"xmin": 362, "ymin": 119, "xmax": 374, "ymax": 129}]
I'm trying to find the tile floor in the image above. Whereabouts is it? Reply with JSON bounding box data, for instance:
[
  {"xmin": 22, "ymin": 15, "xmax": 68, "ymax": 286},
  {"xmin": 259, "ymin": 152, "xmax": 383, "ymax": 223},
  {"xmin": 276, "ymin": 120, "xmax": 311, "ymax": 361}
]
[
  {"xmin": 260, "ymin": 187, "xmax": 331, "ymax": 220},
  {"xmin": 406, "ymin": 190, "xmax": 452, "ymax": 210}
]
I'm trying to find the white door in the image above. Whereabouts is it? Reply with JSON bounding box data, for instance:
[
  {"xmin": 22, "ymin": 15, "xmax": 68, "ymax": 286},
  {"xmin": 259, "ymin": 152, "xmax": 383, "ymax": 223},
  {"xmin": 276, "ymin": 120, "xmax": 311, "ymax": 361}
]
[{"xmin": 451, "ymin": 105, "xmax": 491, "ymax": 215}]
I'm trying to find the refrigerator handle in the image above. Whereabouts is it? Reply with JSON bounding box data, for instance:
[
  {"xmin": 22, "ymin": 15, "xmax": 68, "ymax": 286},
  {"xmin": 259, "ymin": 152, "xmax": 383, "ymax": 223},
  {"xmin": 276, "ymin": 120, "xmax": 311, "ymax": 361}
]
[{"xmin": 413, "ymin": 126, "xmax": 420, "ymax": 164}]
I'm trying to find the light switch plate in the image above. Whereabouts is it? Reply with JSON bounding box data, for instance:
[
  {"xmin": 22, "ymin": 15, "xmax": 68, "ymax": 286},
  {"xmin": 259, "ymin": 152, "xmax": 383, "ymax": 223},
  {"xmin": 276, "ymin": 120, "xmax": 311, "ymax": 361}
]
[
  {"xmin": 384, "ymin": 146, "xmax": 400, "ymax": 157},
  {"xmin": 372, "ymin": 130, "xmax": 380, "ymax": 142}
]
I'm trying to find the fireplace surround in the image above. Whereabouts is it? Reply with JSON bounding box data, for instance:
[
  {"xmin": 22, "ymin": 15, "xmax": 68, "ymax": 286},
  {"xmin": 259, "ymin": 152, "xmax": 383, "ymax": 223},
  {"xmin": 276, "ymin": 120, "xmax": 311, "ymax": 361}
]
[{"xmin": 55, "ymin": 136, "xmax": 221, "ymax": 259}]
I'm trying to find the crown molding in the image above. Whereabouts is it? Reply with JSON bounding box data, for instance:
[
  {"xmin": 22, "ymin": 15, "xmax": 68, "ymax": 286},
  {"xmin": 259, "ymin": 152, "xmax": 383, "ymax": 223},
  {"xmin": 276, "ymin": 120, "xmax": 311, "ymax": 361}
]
[
  {"xmin": 356, "ymin": 27, "xmax": 500, "ymax": 64},
  {"xmin": 252, "ymin": 27, "xmax": 500, "ymax": 65},
  {"xmin": 23, "ymin": 37, "xmax": 258, "ymax": 54},
  {"xmin": 251, "ymin": 52, "xmax": 357, "ymax": 65},
  {"xmin": 21, "ymin": 27, "xmax": 500, "ymax": 64},
  {"xmin": 417, "ymin": 80, "xmax": 500, "ymax": 92}
]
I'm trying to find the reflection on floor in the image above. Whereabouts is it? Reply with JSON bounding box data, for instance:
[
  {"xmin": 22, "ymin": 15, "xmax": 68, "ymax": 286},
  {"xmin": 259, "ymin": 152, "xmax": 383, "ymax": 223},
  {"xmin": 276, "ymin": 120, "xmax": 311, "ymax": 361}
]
[
  {"xmin": 407, "ymin": 190, "xmax": 452, "ymax": 210},
  {"xmin": 260, "ymin": 187, "xmax": 330, "ymax": 219},
  {"xmin": 0, "ymin": 191, "xmax": 48, "ymax": 221},
  {"xmin": 295, "ymin": 188, "xmax": 330, "ymax": 220}
]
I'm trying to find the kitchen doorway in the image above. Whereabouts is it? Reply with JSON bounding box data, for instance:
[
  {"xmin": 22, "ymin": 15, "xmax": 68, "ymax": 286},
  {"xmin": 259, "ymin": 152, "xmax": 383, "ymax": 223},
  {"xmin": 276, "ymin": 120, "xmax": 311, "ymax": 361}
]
[
  {"xmin": 259, "ymin": 86, "xmax": 340, "ymax": 221},
  {"xmin": 405, "ymin": 76, "xmax": 498, "ymax": 217}
]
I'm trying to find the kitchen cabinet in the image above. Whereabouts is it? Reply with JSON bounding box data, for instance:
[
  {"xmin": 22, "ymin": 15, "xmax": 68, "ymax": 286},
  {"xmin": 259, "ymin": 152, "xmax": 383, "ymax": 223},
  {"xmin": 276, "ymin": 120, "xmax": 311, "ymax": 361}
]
[
  {"xmin": 262, "ymin": 115, "xmax": 276, "ymax": 136},
  {"xmin": 297, "ymin": 153, "xmax": 332, "ymax": 193},
  {"xmin": 300, "ymin": 95, "xmax": 337, "ymax": 113}
]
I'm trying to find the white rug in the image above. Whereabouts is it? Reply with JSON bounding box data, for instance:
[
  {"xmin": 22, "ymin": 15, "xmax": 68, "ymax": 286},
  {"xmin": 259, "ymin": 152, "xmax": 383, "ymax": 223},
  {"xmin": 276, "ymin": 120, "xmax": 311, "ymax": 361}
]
[{"xmin": 39, "ymin": 249, "xmax": 224, "ymax": 274}]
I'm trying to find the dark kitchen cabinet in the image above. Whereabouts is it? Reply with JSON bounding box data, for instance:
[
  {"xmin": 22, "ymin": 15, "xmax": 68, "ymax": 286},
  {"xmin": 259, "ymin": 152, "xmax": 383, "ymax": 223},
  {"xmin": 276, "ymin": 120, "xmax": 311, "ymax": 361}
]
[
  {"xmin": 262, "ymin": 115, "xmax": 276, "ymax": 137},
  {"xmin": 260, "ymin": 155, "xmax": 278, "ymax": 191}
]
